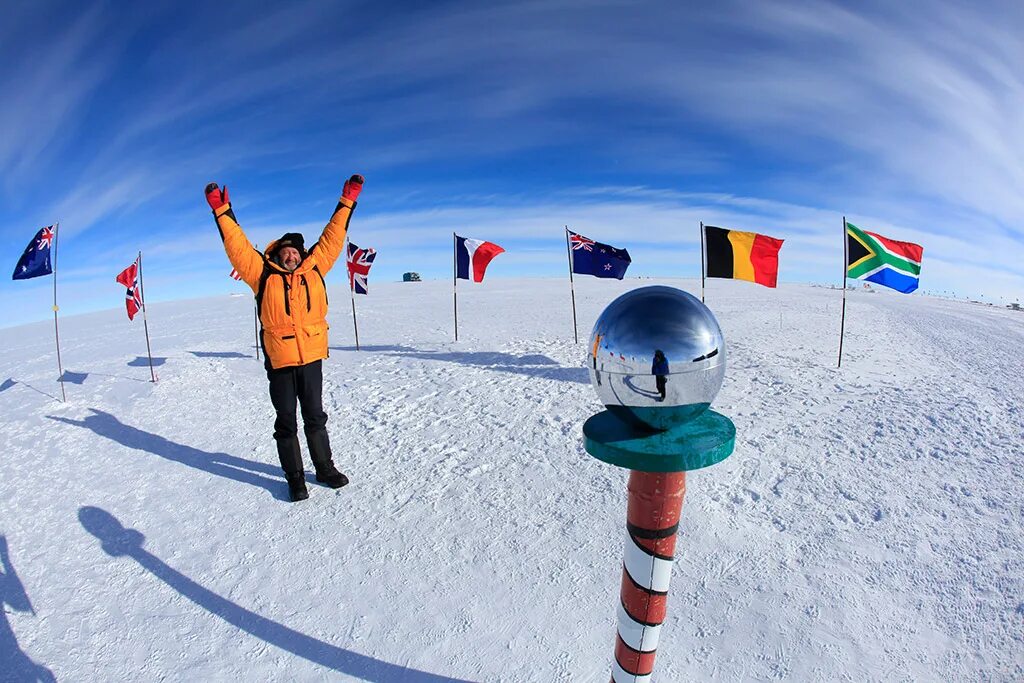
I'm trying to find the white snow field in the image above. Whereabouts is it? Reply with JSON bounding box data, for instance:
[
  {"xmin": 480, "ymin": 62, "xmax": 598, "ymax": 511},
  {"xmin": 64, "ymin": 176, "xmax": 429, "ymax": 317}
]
[{"xmin": 1, "ymin": 276, "xmax": 1021, "ymax": 681}]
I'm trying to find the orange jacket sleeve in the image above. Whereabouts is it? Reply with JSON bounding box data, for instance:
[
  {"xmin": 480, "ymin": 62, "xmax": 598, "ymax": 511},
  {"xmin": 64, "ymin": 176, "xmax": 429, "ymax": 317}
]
[
  {"xmin": 213, "ymin": 203, "xmax": 263, "ymax": 292},
  {"xmin": 306, "ymin": 195, "xmax": 355, "ymax": 275}
]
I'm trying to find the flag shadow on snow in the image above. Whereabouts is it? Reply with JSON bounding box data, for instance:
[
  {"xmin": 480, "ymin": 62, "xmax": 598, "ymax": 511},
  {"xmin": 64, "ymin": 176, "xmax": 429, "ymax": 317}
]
[
  {"xmin": 0, "ymin": 378, "xmax": 16, "ymax": 392},
  {"xmin": 127, "ymin": 356, "xmax": 166, "ymax": 367},
  {"xmin": 0, "ymin": 535, "xmax": 57, "ymax": 682},
  {"xmin": 189, "ymin": 351, "xmax": 250, "ymax": 359},
  {"xmin": 77, "ymin": 507, "xmax": 473, "ymax": 683},
  {"xmin": 59, "ymin": 370, "xmax": 89, "ymax": 385},
  {"xmin": 329, "ymin": 344, "xmax": 419, "ymax": 353},
  {"xmin": 384, "ymin": 349, "xmax": 590, "ymax": 384},
  {"xmin": 48, "ymin": 409, "xmax": 300, "ymax": 502}
]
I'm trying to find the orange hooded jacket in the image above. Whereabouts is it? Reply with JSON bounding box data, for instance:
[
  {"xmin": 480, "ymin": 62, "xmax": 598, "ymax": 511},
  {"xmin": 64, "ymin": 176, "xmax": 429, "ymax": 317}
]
[{"xmin": 213, "ymin": 194, "xmax": 355, "ymax": 370}]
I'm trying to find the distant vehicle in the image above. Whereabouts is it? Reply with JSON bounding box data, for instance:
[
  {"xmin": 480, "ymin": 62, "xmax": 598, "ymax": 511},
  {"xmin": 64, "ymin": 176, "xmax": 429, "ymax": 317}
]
[{"xmin": 403, "ymin": 272, "xmax": 421, "ymax": 282}]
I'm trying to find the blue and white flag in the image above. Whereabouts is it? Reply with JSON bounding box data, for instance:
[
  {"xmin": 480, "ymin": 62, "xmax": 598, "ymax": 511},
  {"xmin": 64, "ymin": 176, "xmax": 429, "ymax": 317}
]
[
  {"xmin": 12, "ymin": 225, "xmax": 55, "ymax": 280},
  {"xmin": 569, "ymin": 231, "xmax": 631, "ymax": 279}
]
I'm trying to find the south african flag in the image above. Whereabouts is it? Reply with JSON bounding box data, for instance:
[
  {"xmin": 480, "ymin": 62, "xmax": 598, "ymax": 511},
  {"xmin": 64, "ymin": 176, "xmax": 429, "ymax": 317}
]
[{"xmin": 846, "ymin": 221, "xmax": 923, "ymax": 293}]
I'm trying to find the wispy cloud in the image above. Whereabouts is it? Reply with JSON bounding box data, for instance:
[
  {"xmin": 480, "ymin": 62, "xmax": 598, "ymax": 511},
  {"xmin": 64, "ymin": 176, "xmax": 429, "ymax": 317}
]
[{"xmin": 0, "ymin": 0, "xmax": 1020, "ymax": 328}]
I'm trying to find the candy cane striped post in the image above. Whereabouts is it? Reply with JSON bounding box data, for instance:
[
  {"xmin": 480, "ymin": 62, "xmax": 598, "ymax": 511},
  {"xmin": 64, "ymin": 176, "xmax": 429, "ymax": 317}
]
[
  {"xmin": 583, "ymin": 409, "xmax": 735, "ymax": 682},
  {"xmin": 612, "ymin": 471, "xmax": 685, "ymax": 682}
]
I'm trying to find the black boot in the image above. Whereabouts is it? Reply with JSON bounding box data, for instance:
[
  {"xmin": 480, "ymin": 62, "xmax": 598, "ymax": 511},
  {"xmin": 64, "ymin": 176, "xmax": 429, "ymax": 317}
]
[
  {"xmin": 308, "ymin": 430, "xmax": 349, "ymax": 489},
  {"xmin": 286, "ymin": 472, "xmax": 309, "ymax": 502},
  {"xmin": 315, "ymin": 466, "xmax": 349, "ymax": 489}
]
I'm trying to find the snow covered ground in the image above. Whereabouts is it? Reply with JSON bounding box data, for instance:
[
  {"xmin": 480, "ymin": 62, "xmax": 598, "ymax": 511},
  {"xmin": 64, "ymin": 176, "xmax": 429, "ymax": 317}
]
[{"xmin": 1, "ymin": 276, "xmax": 1021, "ymax": 681}]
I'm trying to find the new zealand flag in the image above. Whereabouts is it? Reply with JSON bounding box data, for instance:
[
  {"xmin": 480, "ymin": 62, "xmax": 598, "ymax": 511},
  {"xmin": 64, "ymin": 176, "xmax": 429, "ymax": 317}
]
[
  {"xmin": 569, "ymin": 231, "xmax": 631, "ymax": 279},
  {"xmin": 11, "ymin": 225, "xmax": 55, "ymax": 280}
]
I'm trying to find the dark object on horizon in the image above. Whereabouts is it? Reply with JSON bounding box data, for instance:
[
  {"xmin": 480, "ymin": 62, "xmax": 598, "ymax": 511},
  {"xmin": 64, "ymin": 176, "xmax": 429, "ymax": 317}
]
[{"xmin": 403, "ymin": 272, "xmax": 421, "ymax": 282}]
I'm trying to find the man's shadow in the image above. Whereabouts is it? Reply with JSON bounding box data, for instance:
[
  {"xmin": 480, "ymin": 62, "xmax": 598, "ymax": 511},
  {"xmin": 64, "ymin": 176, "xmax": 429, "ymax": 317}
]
[
  {"xmin": 0, "ymin": 535, "xmax": 56, "ymax": 682},
  {"xmin": 78, "ymin": 507, "xmax": 472, "ymax": 682},
  {"xmin": 382, "ymin": 349, "xmax": 589, "ymax": 384},
  {"xmin": 49, "ymin": 409, "xmax": 297, "ymax": 501}
]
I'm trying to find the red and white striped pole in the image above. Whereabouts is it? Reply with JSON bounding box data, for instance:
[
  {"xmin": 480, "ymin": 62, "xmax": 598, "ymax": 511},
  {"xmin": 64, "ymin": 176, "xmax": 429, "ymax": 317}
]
[{"xmin": 612, "ymin": 471, "xmax": 686, "ymax": 682}]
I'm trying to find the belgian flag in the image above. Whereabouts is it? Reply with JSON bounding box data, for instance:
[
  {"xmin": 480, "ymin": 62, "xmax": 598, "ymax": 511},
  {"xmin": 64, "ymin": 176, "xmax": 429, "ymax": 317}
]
[{"xmin": 703, "ymin": 225, "xmax": 785, "ymax": 288}]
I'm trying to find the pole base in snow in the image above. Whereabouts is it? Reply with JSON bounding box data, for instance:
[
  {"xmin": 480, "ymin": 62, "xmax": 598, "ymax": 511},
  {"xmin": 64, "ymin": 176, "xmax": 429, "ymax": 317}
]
[{"xmin": 583, "ymin": 408, "xmax": 735, "ymax": 683}]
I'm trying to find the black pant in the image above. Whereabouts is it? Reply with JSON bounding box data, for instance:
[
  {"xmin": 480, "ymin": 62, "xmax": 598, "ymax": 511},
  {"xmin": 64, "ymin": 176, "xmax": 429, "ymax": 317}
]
[
  {"xmin": 267, "ymin": 360, "xmax": 332, "ymax": 475},
  {"xmin": 655, "ymin": 375, "xmax": 667, "ymax": 399}
]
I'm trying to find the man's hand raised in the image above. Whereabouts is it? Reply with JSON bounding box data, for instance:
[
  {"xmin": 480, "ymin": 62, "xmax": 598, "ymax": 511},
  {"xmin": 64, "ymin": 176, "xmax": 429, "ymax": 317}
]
[
  {"xmin": 205, "ymin": 183, "xmax": 229, "ymax": 211},
  {"xmin": 342, "ymin": 175, "xmax": 364, "ymax": 203}
]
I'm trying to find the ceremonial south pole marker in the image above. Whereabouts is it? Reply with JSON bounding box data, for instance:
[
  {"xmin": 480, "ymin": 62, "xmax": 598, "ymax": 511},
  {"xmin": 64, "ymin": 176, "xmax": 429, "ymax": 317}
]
[{"xmin": 584, "ymin": 286, "xmax": 736, "ymax": 682}]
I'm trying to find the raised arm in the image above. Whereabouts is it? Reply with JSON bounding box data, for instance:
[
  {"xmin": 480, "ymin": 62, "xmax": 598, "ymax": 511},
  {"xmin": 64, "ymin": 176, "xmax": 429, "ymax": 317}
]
[
  {"xmin": 205, "ymin": 183, "xmax": 264, "ymax": 291},
  {"xmin": 306, "ymin": 174, "xmax": 363, "ymax": 275}
]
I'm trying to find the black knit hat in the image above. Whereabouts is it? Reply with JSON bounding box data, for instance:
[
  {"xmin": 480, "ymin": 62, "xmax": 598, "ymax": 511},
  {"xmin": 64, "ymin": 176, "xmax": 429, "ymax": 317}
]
[{"xmin": 273, "ymin": 232, "xmax": 306, "ymax": 258}]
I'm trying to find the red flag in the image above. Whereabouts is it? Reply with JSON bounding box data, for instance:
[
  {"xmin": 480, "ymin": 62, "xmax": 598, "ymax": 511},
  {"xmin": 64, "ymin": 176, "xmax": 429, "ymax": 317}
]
[
  {"xmin": 229, "ymin": 267, "xmax": 241, "ymax": 280},
  {"xmin": 116, "ymin": 258, "xmax": 143, "ymax": 320}
]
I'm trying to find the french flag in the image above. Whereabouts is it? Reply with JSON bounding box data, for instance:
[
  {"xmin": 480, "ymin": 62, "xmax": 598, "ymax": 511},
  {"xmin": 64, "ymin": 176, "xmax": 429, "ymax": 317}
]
[{"xmin": 455, "ymin": 235, "xmax": 504, "ymax": 282}]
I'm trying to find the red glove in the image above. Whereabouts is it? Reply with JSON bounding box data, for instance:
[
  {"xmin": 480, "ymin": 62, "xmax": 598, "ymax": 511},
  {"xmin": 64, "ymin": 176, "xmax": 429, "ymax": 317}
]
[
  {"xmin": 342, "ymin": 174, "xmax": 364, "ymax": 203},
  {"xmin": 205, "ymin": 183, "xmax": 229, "ymax": 211}
]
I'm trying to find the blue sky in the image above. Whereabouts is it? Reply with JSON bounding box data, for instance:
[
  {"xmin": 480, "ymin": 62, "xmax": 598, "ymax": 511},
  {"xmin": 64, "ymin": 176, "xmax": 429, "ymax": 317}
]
[{"xmin": 1, "ymin": 0, "xmax": 1022, "ymax": 326}]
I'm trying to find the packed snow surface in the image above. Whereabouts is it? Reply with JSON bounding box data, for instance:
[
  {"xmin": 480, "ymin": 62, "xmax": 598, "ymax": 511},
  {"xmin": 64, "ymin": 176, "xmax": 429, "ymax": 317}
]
[{"xmin": 1, "ymin": 277, "xmax": 1021, "ymax": 681}]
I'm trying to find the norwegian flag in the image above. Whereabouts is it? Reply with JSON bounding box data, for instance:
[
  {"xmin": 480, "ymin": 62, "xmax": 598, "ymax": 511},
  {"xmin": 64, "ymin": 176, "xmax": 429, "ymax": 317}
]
[
  {"xmin": 115, "ymin": 258, "xmax": 143, "ymax": 320},
  {"xmin": 346, "ymin": 241, "xmax": 377, "ymax": 294},
  {"xmin": 228, "ymin": 267, "xmax": 241, "ymax": 280}
]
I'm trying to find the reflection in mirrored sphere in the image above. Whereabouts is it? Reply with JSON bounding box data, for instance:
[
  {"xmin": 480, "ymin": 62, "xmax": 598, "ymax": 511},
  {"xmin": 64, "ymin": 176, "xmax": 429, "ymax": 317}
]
[{"xmin": 587, "ymin": 286, "xmax": 726, "ymax": 431}]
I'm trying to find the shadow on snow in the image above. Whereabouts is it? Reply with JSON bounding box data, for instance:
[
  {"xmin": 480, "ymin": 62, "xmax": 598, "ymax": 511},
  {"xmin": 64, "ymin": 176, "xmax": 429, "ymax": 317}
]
[
  {"xmin": 48, "ymin": 409, "xmax": 298, "ymax": 501},
  {"xmin": 0, "ymin": 535, "xmax": 56, "ymax": 682},
  {"xmin": 77, "ymin": 507, "xmax": 472, "ymax": 682},
  {"xmin": 330, "ymin": 346, "xmax": 588, "ymax": 384}
]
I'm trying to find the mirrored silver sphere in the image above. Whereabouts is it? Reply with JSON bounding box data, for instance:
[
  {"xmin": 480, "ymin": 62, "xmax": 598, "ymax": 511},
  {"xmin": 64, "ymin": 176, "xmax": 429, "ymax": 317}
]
[{"xmin": 587, "ymin": 286, "xmax": 725, "ymax": 431}]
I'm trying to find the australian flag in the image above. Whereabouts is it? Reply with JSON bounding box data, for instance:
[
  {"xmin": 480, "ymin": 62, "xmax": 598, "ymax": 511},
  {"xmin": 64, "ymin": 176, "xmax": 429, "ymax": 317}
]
[
  {"xmin": 569, "ymin": 230, "xmax": 631, "ymax": 279},
  {"xmin": 347, "ymin": 241, "xmax": 377, "ymax": 294},
  {"xmin": 11, "ymin": 225, "xmax": 55, "ymax": 280}
]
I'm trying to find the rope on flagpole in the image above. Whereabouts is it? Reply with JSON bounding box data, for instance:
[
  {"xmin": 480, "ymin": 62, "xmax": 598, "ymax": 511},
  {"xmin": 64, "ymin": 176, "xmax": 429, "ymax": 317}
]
[
  {"xmin": 52, "ymin": 221, "xmax": 67, "ymax": 402},
  {"xmin": 565, "ymin": 226, "xmax": 578, "ymax": 344},
  {"xmin": 838, "ymin": 216, "xmax": 848, "ymax": 368},
  {"xmin": 137, "ymin": 251, "xmax": 158, "ymax": 382}
]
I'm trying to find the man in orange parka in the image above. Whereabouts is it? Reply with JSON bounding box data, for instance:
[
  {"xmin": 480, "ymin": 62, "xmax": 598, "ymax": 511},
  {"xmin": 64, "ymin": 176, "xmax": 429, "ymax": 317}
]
[{"xmin": 204, "ymin": 175, "xmax": 363, "ymax": 502}]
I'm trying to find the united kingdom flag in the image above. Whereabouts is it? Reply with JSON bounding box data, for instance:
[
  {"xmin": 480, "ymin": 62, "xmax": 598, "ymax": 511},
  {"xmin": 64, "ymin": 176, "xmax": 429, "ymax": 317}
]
[
  {"xmin": 346, "ymin": 241, "xmax": 377, "ymax": 295},
  {"xmin": 115, "ymin": 257, "xmax": 144, "ymax": 320}
]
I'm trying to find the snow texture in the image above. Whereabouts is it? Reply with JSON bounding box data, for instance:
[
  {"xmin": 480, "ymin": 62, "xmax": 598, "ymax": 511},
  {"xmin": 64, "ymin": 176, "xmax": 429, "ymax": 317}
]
[{"xmin": 1, "ymin": 277, "xmax": 1022, "ymax": 681}]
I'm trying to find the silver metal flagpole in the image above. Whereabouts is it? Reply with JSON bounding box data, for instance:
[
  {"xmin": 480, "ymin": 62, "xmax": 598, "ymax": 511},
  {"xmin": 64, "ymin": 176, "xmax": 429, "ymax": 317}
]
[
  {"xmin": 700, "ymin": 221, "xmax": 706, "ymax": 303},
  {"xmin": 453, "ymin": 232, "xmax": 459, "ymax": 342},
  {"xmin": 254, "ymin": 243, "xmax": 260, "ymax": 362},
  {"xmin": 52, "ymin": 222, "xmax": 67, "ymax": 401},
  {"xmin": 565, "ymin": 226, "xmax": 579, "ymax": 344},
  {"xmin": 838, "ymin": 216, "xmax": 848, "ymax": 368},
  {"xmin": 137, "ymin": 251, "xmax": 158, "ymax": 382}
]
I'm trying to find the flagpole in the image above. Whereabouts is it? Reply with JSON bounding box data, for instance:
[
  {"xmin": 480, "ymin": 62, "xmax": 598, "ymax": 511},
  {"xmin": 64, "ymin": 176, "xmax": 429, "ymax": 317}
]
[
  {"xmin": 453, "ymin": 231, "xmax": 459, "ymax": 342},
  {"xmin": 347, "ymin": 238, "xmax": 361, "ymax": 351},
  {"xmin": 838, "ymin": 216, "xmax": 848, "ymax": 368},
  {"xmin": 700, "ymin": 221, "xmax": 706, "ymax": 303},
  {"xmin": 137, "ymin": 251, "xmax": 158, "ymax": 382},
  {"xmin": 565, "ymin": 226, "xmax": 579, "ymax": 344},
  {"xmin": 253, "ymin": 244, "xmax": 260, "ymax": 362},
  {"xmin": 52, "ymin": 222, "xmax": 67, "ymax": 402}
]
